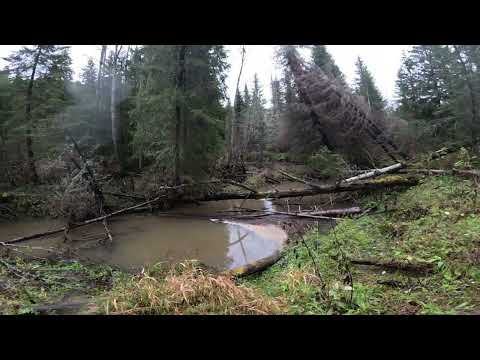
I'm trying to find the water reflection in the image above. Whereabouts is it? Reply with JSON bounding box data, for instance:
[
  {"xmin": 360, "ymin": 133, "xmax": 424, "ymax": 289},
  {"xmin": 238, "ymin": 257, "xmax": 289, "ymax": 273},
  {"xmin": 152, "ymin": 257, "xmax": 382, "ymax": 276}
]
[{"xmin": 223, "ymin": 221, "xmax": 287, "ymax": 270}]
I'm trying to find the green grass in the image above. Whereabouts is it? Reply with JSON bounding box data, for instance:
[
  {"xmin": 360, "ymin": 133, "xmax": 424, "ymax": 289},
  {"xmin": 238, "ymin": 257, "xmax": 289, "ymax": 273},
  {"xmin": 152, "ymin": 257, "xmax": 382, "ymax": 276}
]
[{"xmin": 242, "ymin": 175, "xmax": 480, "ymax": 314}]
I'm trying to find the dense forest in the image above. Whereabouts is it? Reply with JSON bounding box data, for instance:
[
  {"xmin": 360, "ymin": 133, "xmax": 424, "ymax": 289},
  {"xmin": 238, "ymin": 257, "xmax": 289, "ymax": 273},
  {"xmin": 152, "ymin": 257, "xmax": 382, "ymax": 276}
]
[{"xmin": 1, "ymin": 45, "xmax": 479, "ymax": 315}]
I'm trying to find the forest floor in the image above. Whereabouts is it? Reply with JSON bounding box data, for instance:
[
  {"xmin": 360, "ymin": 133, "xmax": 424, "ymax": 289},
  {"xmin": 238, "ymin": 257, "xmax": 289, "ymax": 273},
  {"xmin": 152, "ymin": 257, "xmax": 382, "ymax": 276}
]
[{"xmin": 1, "ymin": 162, "xmax": 480, "ymax": 315}]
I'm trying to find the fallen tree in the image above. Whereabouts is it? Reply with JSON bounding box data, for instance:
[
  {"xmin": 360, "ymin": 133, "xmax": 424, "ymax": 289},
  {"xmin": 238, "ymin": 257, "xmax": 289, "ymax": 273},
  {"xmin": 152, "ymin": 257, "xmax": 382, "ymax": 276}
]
[
  {"xmin": 398, "ymin": 168, "xmax": 480, "ymax": 179},
  {"xmin": 195, "ymin": 176, "xmax": 418, "ymax": 202},
  {"xmin": 5, "ymin": 196, "xmax": 165, "ymax": 245},
  {"xmin": 308, "ymin": 206, "xmax": 362, "ymax": 216},
  {"xmin": 279, "ymin": 162, "xmax": 404, "ymax": 189},
  {"xmin": 342, "ymin": 163, "xmax": 404, "ymax": 183},
  {"xmin": 350, "ymin": 258, "xmax": 435, "ymax": 275}
]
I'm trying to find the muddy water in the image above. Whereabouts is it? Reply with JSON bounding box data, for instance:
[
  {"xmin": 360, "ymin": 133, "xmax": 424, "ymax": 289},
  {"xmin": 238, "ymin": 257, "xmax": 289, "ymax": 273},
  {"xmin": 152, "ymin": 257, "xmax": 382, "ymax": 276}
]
[{"xmin": 0, "ymin": 199, "xmax": 288, "ymax": 272}]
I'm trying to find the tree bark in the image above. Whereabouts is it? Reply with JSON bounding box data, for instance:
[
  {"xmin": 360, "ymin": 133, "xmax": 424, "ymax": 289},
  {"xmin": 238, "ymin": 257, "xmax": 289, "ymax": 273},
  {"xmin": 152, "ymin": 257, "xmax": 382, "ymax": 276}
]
[
  {"xmin": 174, "ymin": 45, "xmax": 187, "ymax": 185},
  {"xmin": 342, "ymin": 163, "xmax": 404, "ymax": 183},
  {"xmin": 195, "ymin": 177, "xmax": 418, "ymax": 202},
  {"xmin": 229, "ymin": 46, "xmax": 246, "ymax": 164},
  {"xmin": 111, "ymin": 45, "xmax": 123, "ymax": 166},
  {"xmin": 25, "ymin": 46, "xmax": 42, "ymax": 184},
  {"xmin": 350, "ymin": 258, "xmax": 434, "ymax": 274},
  {"xmin": 453, "ymin": 45, "xmax": 478, "ymax": 143},
  {"xmin": 95, "ymin": 45, "xmax": 107, "ymax": 122}
]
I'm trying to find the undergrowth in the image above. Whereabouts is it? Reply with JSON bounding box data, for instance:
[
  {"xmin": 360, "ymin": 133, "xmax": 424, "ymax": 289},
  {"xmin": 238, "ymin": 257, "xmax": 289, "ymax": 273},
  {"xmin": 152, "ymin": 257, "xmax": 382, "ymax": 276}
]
[
  {"xmin": 243, "ymin": 175, "xmax": 480, "ymax": 314},
  {"xmin": 0, "ymin": 257, "xmax": 113, "ymax": 314}
]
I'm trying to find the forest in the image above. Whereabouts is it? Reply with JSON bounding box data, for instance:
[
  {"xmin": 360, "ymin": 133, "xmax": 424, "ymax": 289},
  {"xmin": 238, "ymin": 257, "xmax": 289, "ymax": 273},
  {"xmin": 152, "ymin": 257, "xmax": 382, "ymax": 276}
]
[{"xmin": 0, "ymin": 44, "xmax": 479, "ymax": 315}]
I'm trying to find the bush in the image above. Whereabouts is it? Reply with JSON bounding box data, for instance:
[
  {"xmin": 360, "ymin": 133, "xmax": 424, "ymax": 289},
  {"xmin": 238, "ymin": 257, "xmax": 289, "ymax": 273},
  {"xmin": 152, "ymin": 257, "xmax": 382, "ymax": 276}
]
[{"xmin": 306, "ymin": 147, "xmax": 349, "ymax": 179}]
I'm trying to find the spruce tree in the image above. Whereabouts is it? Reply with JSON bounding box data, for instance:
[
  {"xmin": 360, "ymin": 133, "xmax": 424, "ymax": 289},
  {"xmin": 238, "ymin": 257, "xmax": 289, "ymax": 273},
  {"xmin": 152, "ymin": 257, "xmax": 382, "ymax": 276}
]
[
  {"xmin": 250, "ymin": 73, "xmax": 266, "ymax": 160},
  {"xmin": 311, "ymin": 45, "xmax": 346, "ymax": 85},
  {"xmin": 80, "ymin": 58, "xmax": 97, "ymax": 90},
  {"xmin": 131, "ymin": 45, "xmax": 229, "ymax": 178},
  {"xmin": 353, "ymin": 57, "xmax": 386, "ymax": 111},
  {"xmin": 3, "ymin": 45, "xmax": 73, "ymax": 182}
]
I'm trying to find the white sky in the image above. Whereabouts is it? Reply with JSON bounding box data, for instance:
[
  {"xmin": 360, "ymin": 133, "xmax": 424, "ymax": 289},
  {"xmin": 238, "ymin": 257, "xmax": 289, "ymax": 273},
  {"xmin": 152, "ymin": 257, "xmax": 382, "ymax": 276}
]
[{"xmin": 0, "ymin": 45, "xmax": 412, "ymax": 106}]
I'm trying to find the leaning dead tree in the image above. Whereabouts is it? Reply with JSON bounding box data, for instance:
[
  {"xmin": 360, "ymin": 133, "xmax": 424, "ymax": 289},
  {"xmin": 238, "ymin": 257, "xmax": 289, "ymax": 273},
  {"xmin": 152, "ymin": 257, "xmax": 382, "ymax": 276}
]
[{"xmin": 280, "ymin": 46, "xmax": 408, "ymax": 163}]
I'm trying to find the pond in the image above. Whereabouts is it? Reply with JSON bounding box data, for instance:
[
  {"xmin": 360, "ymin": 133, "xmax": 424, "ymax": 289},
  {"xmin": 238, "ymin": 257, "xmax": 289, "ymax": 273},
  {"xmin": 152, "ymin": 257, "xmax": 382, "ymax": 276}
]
[{"xmin": 0, "ymin": 199, "xmax": 288, "ymax": 272}]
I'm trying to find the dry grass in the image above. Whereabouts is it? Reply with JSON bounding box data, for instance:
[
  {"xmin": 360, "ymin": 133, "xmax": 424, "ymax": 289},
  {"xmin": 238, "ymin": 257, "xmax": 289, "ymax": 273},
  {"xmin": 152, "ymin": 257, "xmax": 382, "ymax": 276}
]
[{"xmin": 104, "ymin": 261, "xmax": 287, "ymax": 315}]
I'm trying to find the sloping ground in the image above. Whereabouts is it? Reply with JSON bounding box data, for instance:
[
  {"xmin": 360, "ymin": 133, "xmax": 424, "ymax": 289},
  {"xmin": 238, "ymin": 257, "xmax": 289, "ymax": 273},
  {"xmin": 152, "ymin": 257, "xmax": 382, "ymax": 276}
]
[{"xmin": 244, "ymin": 175, "xmax": 480, "ymax": 314}]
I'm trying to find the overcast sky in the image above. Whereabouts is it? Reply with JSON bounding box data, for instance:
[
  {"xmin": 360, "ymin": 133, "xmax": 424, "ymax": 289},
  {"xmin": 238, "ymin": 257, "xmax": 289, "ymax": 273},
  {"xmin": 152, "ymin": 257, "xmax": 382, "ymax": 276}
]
[{"xmin": 0, "ymin": 45, "xmax": 412, "ymax": 106}]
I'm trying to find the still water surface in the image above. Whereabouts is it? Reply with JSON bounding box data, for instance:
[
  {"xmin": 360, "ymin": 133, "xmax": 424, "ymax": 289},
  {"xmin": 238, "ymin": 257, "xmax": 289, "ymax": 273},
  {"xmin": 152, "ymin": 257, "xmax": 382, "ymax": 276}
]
[{"xmin": 0, "ymin": 199, "xmax": 287, "ymax": 271}]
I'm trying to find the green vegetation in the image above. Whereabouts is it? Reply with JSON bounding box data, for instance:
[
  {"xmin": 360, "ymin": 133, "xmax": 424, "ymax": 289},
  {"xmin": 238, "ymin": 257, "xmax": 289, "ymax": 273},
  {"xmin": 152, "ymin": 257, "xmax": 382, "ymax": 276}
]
[
  {"xmin": 306, "ymin": 147, "xmax": 349, "ymax": 179},
  {"xmin": 0, "ymin": 257, "xmax": 113, "ymax": 315},
  {"xmin": 244, "ymin": 175, "xmax": 480, "ymax": 314}
]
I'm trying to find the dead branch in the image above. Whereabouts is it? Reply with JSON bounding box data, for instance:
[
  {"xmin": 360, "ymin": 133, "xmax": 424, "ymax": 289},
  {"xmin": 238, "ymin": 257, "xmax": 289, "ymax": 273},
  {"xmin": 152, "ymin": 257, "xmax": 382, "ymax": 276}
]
[
  {"xmin": 4, "ymin": 195, "xmax": 165, "ymax": 245},
  {"xmin": 278, "ymin": 170, "xmax": 323, "ymax": 189},
  {"xmin": 398, "ymin": 168, "xmax": 480, "ymax": 179},
  {"xmin": 195, "ymin": 176, "xmax": 418, "ymax": 202},
  {"xmin": 308, "ymin": 207, "xmax": 362, "ymax": 216},
  {"xmin": 270, "ymin": 210, "xmax": 340, "ymax": 221},
  {"xmin": 350, "ymin": 258, "xmax": 435, "ymax": 274},
  {"xmin": 102, "ymin": 218, "xmax": 113, "ymax": 244}
]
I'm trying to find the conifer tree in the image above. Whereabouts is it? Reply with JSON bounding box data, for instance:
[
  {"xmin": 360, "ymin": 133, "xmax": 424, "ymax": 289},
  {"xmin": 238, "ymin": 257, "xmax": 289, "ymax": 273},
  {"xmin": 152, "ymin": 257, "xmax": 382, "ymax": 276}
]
[
  {"xmin": 311, "ymin": 45, "xmax": 346, "ymax": 85},
  {"xmin": 353, "ymin": 57, "xmax": 386, "ymax": 111},
  {"xmin": 3, "ymin": 45, "xmax": 73, "ymax": 183}
]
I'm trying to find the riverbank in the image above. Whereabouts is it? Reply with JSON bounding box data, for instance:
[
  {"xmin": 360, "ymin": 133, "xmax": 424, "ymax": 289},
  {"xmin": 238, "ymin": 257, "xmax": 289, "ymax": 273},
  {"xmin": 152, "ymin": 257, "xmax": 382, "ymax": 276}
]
[{"xmin": 2, "ymin": 173, "xmax": 479, "ymax": 315}]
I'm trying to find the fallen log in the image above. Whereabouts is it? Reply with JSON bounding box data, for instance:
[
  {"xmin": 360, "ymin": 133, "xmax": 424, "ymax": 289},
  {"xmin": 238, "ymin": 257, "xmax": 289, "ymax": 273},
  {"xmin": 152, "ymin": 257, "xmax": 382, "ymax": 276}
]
[
  {"xmin": 278, "ymin": 170, "xmax": 323, "ymax": 189},
  {"xmin": 342, "ymin": 163, "xmax": 404, "ymax": 183},
  {"xmin": 280, "ymin": 162, "xmax": 405, "ymax": 189},
  {"xmin": 398, "ymin": 168, "xmax": 480, "ymax": 179},
  {"xmin": 269, "ymin": 210, "xmax": 340, "ymax": 221},
  {"xmin": 4, "ymin": 196, "xmax": 165, "ymax": 245},
  {"xmin": 225, "ymin": 251, "xmax": 283, "ymax": 277},
  {"xmin": 32, "ymin": 301, "xmax": 88, "ymax": 314},
  {"xmin": 195, "ymin": 177, "xmax": 418, "ymax": 202},
  {"xmin": 350, "ymin": 258, "xmax": 435, "ymax": 274},
  {"xmin": 308, "ymin": 206, "xmax": 362, "ymax": 217}
]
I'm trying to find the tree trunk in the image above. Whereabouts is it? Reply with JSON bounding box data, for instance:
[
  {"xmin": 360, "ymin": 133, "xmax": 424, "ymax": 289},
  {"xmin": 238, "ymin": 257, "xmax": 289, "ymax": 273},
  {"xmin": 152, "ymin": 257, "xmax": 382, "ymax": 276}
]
[
  {"xmin": 229, "ymin": 46, "xmax": 246, "ymax": 164},
  {"xmin": 111, "ymin": 45, "xmax": 123, "ymax": 168},
  {"xmin": 25, "ymin": 46, "xmax": 42, "ymax": 184},
  {"xmin": 95, "ymin": 45, "xmax": 107, "ymax": 123},
  {"xmin": 453, "ymin": 45, "xmax": 479, "ymax": 143},
  {"xmin": 195, "ymin": 176, "xmax": 418, "ymax": 202},
  {"xmin": 174, "ymin": 45, "xmax": 187, "ymax": 184},
  {"xmin": 342, "ymin": 163, "xmax": 404, "ymax": 183}
]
